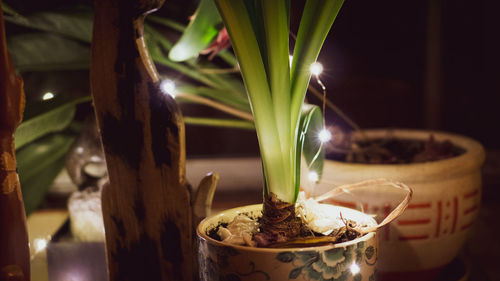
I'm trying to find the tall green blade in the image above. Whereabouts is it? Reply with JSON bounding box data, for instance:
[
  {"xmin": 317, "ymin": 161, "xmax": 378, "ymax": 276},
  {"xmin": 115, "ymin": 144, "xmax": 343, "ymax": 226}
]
[
  {"xmin": 183, "ymin": 116, "xmax": 254, "ymax": 129},
  {"xmin": 290, "ymin": 0, "xmax": 344, "ymax": 133},
  {"xmin": 261, "ymin": 0, "xmax": 293, "ymax": 191},
  {"xmin": 215, "ymin": 0, "xmax": 291, "ymax": 202}
]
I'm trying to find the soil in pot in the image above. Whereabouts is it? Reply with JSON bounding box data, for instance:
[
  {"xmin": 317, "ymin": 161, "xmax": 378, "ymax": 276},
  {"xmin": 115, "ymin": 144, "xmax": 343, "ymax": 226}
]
[
  {"xmin": 206, "ymin": 193, "xmax": 366, "ymax": 248},
  {"xmin": 328, "ymin": 134, "xmax": 465, "ymax": 164}
]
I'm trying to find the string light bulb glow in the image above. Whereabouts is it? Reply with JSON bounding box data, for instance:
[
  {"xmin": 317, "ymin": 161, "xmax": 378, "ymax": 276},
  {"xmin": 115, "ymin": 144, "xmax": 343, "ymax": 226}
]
[
  {"xmin": 310, "ymin": 62, "xmax": 323, "ymax": 76},
  {"xmin": 318, "ymin": 128, "xmax": 332, "ymax": 143},
  {"xmin": 160, "ymin": 79, "xmax": 176, "ymax": 98},
  {"xmin": 308, "ymin": 171, "xmax": 319, "ymax": 183},
  {"xmin": 42, "ymin": 92, "xmax": 55, "ymax": 100},
  {"xmin": 350, "ymin": 263, "xmax": 360, "ymax": 275},
  {"xmin": 33, "ymin": 238, "xmax": 48, "ymax": 252}
]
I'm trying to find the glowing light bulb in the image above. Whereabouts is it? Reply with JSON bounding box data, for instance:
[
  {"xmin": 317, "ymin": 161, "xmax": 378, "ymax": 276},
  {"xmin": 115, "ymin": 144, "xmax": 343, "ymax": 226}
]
[
  {"xmin": 308, "ymin": 171, "xmax": 319, "ymax": 183},
  {"xmin": 90, "ymin": 155, "xmax": 102, "ymax": 162},
  {"xmin": 160, "ymin": 79, "xmax": 176, "ymax": 98},
  {"xmin": 350, "ymin": 263, "xmax": 360, "ymax": 275},
  {"xmin": 33, "ymin": 238, "xmax": 48, "ymax": 252},
  {"xmin": 310, "ymin": 62, "xmax": 323, "ymax": 76},
  {"xmin": 318, "ymin": 128, "xmax": 332, "ymax": 143},
  {"xmin": 42, "ymin": 92, "xmax": 55, "ymax": 100}
]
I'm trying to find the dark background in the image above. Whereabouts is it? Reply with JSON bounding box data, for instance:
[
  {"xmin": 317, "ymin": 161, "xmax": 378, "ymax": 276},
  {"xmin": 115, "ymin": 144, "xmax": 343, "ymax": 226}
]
[
  {"xmin": 185, "ymin": 0, "xmax": 499, "ymax": 157},
  {"xmin": 6, "ymin": 0, "xmax": 498, "ymax": 156}
]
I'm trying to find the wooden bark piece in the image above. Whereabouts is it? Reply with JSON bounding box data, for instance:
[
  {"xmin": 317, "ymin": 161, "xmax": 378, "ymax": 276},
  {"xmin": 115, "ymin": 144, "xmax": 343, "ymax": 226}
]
[
  {"xmin": 90, "ymin": 0, "xmax": 197, "ymax": 280},
  {"xmin": 0, "ymin": 1, "xmax": 30, "ymax": 280},
  {"xmin": 192, "ymin": 173, "xmax": 219, "ymax": 227}
]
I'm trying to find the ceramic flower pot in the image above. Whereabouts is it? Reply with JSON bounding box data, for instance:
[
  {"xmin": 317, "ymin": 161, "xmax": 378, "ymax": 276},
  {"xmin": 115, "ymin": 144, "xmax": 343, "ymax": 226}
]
[
  {"xmin": 197, "ymin": 204, "xmax": 378, "ymax": 281},
  {"xmin": 313, "ymin": 129, "xmax": 485, "ymax": 276}
]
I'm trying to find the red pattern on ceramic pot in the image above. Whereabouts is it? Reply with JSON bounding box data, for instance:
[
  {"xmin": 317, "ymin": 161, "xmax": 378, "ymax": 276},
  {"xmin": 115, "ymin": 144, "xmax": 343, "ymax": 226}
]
[{"xmin": 313, "ymin": 129, "xmax": 485, "ymax": 276}]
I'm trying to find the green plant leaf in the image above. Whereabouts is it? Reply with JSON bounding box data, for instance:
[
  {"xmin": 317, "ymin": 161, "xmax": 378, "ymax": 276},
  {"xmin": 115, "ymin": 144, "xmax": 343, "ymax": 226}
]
[
  {"xmin": 7, "ymin": 33, "xmax": 90, "ymax": 71},
  {"xmin": 261, "ymin": 0, "xmax": 292, "ymax": 193},
  {"xmin": 4, "ymin": 6, "xmax": 93, "ymax": 43},
  {"xmin": 147, "ymin": 30, "xmax": 237, "ymax": 91},
  {"xmin": 296, "ymin": 104, "xmax": 324, "ymax": 201},
  {"xmin": 183, "ymin": 116, "xmax": 254, "ymax": 129},
  {"xmin": 290, "ymin": 0, "xmax": 344, "ymax": 134},
  {"xmin": 17, "ymin": 133, "xmax": 75, "ymax": 215},
  {"xmin": 216, "ymin": 49, "xmax": 237, "ymax": 67},
  {"xmin": 301, "ymin": 105, "xmax": 325, "ymax": 180},
  {"xmin": 215, "ymin": 0, "xmax": 291, "ymax": 202},
  {"xmin": 15, "ymin": 96, "xmax": 90, "ymax": 149},
  {"xmin": 168, "ymin": 0, "xmax": 222, "ymax": 62},
  {"xmin": 1, "ymin": 2, "xmax": 21, "ymax": 17}
]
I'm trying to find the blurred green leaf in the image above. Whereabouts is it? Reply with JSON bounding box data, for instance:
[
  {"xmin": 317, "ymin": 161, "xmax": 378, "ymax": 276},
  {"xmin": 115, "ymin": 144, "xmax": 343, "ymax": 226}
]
[
  {"xmin": 168, "ymin": 0, "xmax": 222, "ymax": 62},
  {"xmin": 1, "ymin": 2, "xmax": 21, "ymax": 17},
  {"xmin": 7, "ymin": 33, "xmax": 90, "ymax": 71},
  {"xmin": 4, "ymin": 7, "xmax": 93, "ymax": 43},
  {"xmin": 147, "ymin": 15, "xmax": 185, "ymax": 33},
  {"xmin": 184, "ymin": 116, "xmax": 253, "ymax": 129},
  {"xmin": 216, "ymin": 49, "xmax": 237, "ymax": 67},
  {"xmin": 17, "ymin": 133, "xmax": 75, "ymax": 215},
  {"xmin": 15, "ymin": 96, "xmax": 90, "ymax": 149}
]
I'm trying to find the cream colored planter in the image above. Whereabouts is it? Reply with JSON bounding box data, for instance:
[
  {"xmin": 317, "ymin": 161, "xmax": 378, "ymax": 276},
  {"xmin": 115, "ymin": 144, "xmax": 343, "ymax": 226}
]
[
  {"xmin": 198, "ymin": 204, "xmax": 378, "ymax": 281},
  {"xmin": 313, "ymin": 129, "xmax": 485, "ymax": 273}
]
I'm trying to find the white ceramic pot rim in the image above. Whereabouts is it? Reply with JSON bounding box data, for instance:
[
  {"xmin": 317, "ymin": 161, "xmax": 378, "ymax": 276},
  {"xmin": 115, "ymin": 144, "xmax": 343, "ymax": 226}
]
[
  {"xmin": 197, "ymin": 204, "xmax": 376, "ymax": 253},
  {"xmin": 325, "ymin": 129, "xmax": 485, "ymax": 182}
]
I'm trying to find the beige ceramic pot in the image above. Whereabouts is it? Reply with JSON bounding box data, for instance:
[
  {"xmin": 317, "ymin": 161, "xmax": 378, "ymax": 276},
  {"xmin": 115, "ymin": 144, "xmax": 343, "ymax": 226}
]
[
  {"xmin": 313, "ymin": 129, "xmax": 485, "ymax": 275},
  {"xmin": 197, "ymin": 204, "xmax": 378, "ymax": 281}
]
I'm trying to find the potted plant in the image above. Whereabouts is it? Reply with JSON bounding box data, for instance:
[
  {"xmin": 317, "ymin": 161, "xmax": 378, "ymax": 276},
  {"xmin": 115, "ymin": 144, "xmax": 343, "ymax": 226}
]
[
  {"xmin": 195, "ymin": 1, "xmax": 392, "ymax": 280},
  {"xmin": 312, "ymin": 128, "xmax": 485, "ymax": 280}
]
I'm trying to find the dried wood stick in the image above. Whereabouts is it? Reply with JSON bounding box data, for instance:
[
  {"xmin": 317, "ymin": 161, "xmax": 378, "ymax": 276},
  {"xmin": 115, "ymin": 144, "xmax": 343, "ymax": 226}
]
[
  {"xmin": 314, "ymin": 178, "xmax": 413, "ymax": 234},
  {"xmin": 0, "ymin": 0, "xmax": 30, "ymax": 279},
  {"xmin": 192, "ymin": 172, "xmax": 219, "ymax": 228}
]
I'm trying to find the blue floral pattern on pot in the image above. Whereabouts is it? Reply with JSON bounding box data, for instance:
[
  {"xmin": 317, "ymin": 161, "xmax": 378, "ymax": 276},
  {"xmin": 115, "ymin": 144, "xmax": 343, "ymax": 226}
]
[
  {"xmin": 275, "ymin": 242, "xmax": 377, "ymax": 281},
  {"xmin": 199, "ymin": 242, "xmax": 271, "ymax": 281},
  {"xmin": 198, "ymin": 238, "xmax": 377, "ymax": 281},
  {"xmin": 197, "ymin": 205, "xmax": 378, "ymax": 281}
]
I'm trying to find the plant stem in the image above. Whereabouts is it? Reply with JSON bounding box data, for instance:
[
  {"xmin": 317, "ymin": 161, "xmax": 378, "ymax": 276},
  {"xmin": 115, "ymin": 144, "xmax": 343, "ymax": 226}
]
[
  {"xmin": 216, "ymin": 0, "xmax": 290, "ymax": 202},
  {"xmin": 197, "ymin": 66, "xmax": 239, "ymax": 74},
  {"xmin": 217, "ymin": 49, "xmax": 237, "ymax": 66},
  {"xmin": 183, "ymin": 116, "xmax": 254, "ymax": 129},
  {"xmin": 177, "ymin": 92, "xmax": 253, "ymax": 121},
  {"xmin": 290, "ymin": 0, "xmax": 344, "ymax": 138}
]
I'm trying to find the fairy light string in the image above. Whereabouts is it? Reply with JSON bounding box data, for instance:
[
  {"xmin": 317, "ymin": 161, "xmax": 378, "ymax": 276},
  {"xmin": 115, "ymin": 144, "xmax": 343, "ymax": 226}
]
[{"xmin": 307, "ymin": 61, "xmax": 330, "ymax": 183}]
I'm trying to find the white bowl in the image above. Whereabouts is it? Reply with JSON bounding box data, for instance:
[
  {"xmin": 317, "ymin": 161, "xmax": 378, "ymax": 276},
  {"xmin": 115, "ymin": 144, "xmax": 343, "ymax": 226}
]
[{"xmin": 314, "ymin": 129, "xmax": 485, "ymax": 273}]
